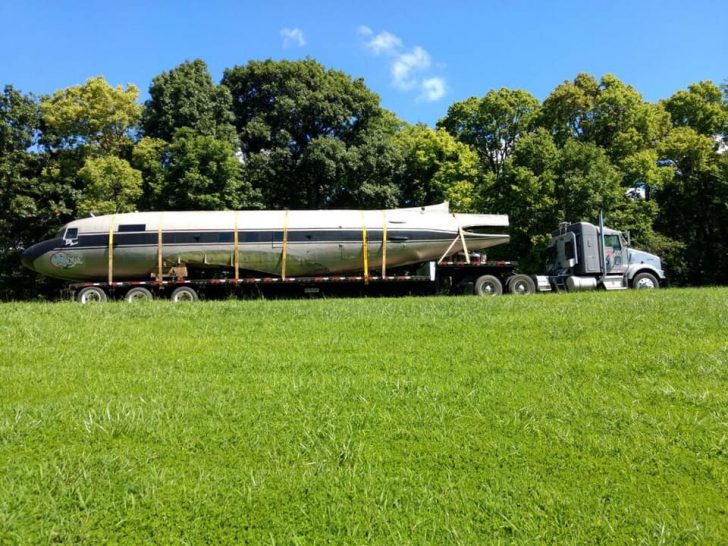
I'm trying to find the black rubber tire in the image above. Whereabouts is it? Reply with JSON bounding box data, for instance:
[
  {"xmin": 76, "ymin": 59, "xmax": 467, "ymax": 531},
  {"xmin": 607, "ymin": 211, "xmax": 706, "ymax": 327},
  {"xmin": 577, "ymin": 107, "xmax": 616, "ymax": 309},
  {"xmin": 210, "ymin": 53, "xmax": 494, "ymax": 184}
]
[
  {"xmin": 474, "ymin": 275, "xmax": 503, "ymax": 296},
  {"xmin": 507, "ymin": 274, "xmax": 536, "ymax": 295},
  {"xmin": 632, "ymin": 272, "xmax": 659, "ymax": 289},
  {"xmin": 77, "ymin": 286, "xmax": 108, "ymax": 303},
  {"xmin": 170, "ymin": 286, "xmax": 199, "ymax": 301},
  {"xmin": 124, "ymin": 287, "xmax": 154, "ymax": 302}
]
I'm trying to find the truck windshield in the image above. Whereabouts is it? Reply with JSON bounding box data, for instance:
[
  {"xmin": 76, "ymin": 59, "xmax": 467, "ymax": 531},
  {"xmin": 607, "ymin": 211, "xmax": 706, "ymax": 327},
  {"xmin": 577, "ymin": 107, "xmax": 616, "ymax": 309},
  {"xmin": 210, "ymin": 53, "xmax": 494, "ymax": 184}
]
[{"xmin": 545, "ymin": 245, "xmax": 556, "ymax": 268}]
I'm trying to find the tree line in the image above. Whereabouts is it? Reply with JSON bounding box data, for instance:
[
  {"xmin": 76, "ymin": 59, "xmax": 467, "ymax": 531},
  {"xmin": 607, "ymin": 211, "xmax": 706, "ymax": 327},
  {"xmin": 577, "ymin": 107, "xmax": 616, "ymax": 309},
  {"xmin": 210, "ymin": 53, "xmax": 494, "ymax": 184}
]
[{"xmin": 1, "ymin": 58, "xmax": 726, "ymax": 298}]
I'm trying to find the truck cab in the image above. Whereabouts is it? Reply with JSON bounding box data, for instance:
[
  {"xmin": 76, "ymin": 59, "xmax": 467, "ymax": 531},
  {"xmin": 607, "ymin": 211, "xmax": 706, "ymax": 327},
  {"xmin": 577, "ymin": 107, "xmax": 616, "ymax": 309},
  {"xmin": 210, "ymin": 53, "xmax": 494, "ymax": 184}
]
[{"xmin": 543, "ymin": 221, "xmax": 665, "ymax": 291}]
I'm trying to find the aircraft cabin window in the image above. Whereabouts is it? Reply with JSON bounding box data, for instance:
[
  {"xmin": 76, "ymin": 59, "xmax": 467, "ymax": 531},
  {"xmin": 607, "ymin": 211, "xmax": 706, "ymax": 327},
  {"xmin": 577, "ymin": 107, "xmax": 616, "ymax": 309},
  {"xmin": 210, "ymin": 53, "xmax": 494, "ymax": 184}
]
[{"xmin": 118, "ymin": 224, "xmax": 146, "ymax": 232}]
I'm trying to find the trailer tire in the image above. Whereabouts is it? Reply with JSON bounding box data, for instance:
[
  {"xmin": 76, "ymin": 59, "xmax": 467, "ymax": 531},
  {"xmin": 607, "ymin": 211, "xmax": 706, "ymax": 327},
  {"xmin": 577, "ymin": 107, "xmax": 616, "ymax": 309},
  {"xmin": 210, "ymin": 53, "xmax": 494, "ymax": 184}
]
[
  {"xmin": 77, "ymin": 286, "xmax": 107, "ymax": 303},
  {"xmin": 507, "ymin": 274, "xmax": 536, "ymax": 295},
  {"xmin": 632, "ymin": 272, "xmax": 659, "ymax": 289},
  {"xmin": 124, "ymin": 287, "xmax": 154, "ymax": 302},
  {"xmin": 474, "ymin": 275, "xmax": 503, "ymax": 296},
  {"xmin": 170, "ymin": 286, "xmax": 199, "ymax": 302}
]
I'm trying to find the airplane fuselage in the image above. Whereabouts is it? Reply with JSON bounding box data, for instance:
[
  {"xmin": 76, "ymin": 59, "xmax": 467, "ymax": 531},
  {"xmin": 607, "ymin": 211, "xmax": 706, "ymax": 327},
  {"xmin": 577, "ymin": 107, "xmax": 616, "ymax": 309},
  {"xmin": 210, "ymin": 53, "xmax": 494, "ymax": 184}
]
[{"xmin": 21, "ymin": 204, "xmax": 510, "ymax": 281}]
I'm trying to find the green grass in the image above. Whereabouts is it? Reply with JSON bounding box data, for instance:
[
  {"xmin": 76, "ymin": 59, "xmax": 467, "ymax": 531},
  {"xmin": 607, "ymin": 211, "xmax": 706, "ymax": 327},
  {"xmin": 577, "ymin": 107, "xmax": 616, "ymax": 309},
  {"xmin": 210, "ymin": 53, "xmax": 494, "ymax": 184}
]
[{"xmin": 1, "ymin": 289, "xmax": 727, "ymax": 544}]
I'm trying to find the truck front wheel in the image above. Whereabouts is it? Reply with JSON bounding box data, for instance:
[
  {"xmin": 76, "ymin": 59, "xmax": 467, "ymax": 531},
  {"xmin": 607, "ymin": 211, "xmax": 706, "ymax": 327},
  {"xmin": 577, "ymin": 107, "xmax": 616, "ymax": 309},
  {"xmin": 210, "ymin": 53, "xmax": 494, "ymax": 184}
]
[
  {"xmin": 474, "ymin": 275, "xmax": 503, "ymax": 296},
  {"xmin": 632, "ymin": 272, "xmax": 659, "ymax": 289}
]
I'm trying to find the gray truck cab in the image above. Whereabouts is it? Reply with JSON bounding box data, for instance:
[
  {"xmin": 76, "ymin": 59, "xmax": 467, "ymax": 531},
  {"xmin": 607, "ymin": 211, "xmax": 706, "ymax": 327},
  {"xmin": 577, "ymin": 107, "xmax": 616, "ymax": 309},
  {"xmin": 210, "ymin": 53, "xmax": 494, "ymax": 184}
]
[{"xmin": 544, "ymin": 221, "xmax": 665, "ymax": 291}]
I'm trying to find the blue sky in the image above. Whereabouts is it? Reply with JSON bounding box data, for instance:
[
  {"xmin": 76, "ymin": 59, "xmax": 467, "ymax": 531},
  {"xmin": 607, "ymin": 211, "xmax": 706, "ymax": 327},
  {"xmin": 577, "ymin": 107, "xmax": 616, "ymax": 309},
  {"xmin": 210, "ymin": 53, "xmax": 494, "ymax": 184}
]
[{"xmin": 1, "ymin": 0, "xmax": 726, "ymax": 126}]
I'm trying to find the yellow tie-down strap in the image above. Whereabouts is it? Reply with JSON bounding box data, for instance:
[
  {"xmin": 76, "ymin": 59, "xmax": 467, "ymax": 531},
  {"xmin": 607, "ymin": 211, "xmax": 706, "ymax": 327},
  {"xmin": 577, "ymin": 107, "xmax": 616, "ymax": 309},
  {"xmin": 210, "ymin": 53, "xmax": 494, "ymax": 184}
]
[
  {"xmin": 108, "ymin": 215, "xmax": 115, "ymax": 285},
  {"xmin": 381, "ymin": 211, "xmax": 387, "ymax": 277},
  {"xmin": 281, "ymin": 210, "xmax": 289, "ymax": 280},
  {"xmin": 361, "ymin": 211, "xmax": 369, "ymax": 283},
  {"xmin": 234, "ymin": 212, "xmax": 240, "ymax": 282},
  {"xmin": 157, "ymin": 212, "xmax": 164, "ymax": 282}
]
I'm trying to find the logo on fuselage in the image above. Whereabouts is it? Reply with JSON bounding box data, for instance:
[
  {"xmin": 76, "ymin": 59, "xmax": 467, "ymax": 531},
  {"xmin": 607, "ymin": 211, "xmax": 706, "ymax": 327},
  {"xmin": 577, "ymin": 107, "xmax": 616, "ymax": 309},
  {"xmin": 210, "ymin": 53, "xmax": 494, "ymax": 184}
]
[{"xmin": 50, "ymin": 252, "xmax": 83, "ymax": 269}]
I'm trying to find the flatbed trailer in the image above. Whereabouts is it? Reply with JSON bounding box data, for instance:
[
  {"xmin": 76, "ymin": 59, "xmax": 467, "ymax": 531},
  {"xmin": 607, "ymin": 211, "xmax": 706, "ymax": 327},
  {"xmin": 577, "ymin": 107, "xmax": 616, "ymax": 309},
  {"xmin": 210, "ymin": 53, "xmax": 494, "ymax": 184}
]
[{"xmin": 68, "ymin": 259, "xmax": 523, "ymax": 302}]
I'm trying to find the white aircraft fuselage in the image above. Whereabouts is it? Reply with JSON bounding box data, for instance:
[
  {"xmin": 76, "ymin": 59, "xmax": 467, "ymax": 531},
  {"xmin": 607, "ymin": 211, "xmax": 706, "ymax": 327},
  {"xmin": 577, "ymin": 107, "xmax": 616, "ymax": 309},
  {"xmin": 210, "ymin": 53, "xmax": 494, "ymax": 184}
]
[{"xmin": 21, "ymin": 203, "xmax": 510, "ymax": 281}]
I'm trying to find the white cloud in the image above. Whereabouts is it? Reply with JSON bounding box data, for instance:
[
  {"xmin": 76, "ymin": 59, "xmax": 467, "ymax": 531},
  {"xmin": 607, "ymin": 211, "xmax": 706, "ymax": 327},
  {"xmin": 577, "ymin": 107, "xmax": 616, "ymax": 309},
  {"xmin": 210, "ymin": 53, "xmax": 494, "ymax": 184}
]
[
  {"xmin": 366, "ymin": 30, "xmax": 402, "ymax": 55},
  {"xmin": 359, "ymin": 27, "xmax": 446, "ymax": 101},
  {"xmin": 392, "ymin": 46, "xmax": 430, "ymax": 90},
  {"xmin": 281, "ymin": 27, "xmax": 306, "ymax": 47},
  {"xmin": 420, "ymin": 77, "xmax": 446, "ymax": 102}
]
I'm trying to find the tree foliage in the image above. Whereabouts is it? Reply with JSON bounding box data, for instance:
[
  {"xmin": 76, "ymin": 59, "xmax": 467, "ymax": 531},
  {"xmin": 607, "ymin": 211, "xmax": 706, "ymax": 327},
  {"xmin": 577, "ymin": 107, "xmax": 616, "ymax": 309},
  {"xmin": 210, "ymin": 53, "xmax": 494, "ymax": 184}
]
[
  {"xmin": 158, "ymin": 129, "xmax": 259, "ymax": 210},
  {"xmin": 394, "ymin": 125, "xmax": 480, "ymax": 211},
  {"xmin": 40, "ymin": 76, "xmax": 141, "ymax": 153},
  {"xmin": 438, "ymin": 88, "xmax": 539, "ymax": 176},
  {"xmin": 656, "ymin": 127, "xmax": 728, "ymax": 284},
  {"xmin": 222, "ymin": 59, "xmax": 403, "ymax": 208},
  {"xmin": 77, "ymin": 156, "xmax": 143, "ymax": 216},
  {"xmin": 662, "ymin": 80, "xmax": 727, "ymax": 137},
  {"xmin": 141, "ymin": 59, "xmax": 237, "ymax": 145}
]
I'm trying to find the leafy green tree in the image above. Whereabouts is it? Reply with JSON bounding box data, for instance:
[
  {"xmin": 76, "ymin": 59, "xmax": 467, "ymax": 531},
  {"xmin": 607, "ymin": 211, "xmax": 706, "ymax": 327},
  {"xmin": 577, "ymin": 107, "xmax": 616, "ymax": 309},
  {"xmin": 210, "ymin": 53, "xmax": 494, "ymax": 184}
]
[
  {"xmin": 438, "ymin": 88, "xmax": 539, "ymax": 176},
  {"xmin": 159, "ymin": 129, "xmax": 260, "ymax": 210},
  {"xmin": 0, "ymin": 86, "xmax": 68, "ymax": 298},
  {"xmin": 141, "ymin": 59, "xmax": 237, "ymax": 145},
  {"xmin": 656, "ymin": 127, "xmax": 728, "ymax": 284},
  {"xmin": 485, "ymin": 128, "xmax": 559, "ymax": 268},
  {"xmin": 538, "ymin": 73, "xmax": 671, "ymax": 160},
  {"xmin": 131, "ymin": 136, "xmax": 168, "ymax": 209},
  {"xmin": 40, "ymin": 76, "xmax": 141, "ymax": 154},
  {"xmin": 36, "ymin": 76, "xmax": 144, "ymax": 227},
  {"xmin": 76, "ymin": 156, "xmax": 143, "ymax": 216},
  {"xmin": 222, "ymin": 58, "xmax": 402, "ymax": 208},
  {"xmin": 1, "ymin": 85, "xmax": 39, "ymax": 154},
  {"xmin": 393, "ymin": 124, "xmax": 480, "ymax": 211},
  {"xmin": 663, "ymin": 81, "xmax": 727, "ymax": 137}
]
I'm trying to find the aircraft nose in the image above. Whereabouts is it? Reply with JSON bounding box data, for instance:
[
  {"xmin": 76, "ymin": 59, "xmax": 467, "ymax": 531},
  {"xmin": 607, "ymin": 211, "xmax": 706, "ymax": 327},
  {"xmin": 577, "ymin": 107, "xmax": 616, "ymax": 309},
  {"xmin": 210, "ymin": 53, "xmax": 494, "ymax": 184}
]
[{"xmin": 21, "ymin": 242, "xmax": 47, "ymax": 271}]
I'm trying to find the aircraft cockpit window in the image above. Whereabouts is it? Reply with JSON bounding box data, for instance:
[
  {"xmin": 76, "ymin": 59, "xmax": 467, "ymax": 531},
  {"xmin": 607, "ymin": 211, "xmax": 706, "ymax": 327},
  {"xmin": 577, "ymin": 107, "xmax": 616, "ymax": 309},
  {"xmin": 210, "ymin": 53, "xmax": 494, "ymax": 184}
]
[{"xmin": 63, "ymin": 228, "xmax": 79, "ymax": 246}]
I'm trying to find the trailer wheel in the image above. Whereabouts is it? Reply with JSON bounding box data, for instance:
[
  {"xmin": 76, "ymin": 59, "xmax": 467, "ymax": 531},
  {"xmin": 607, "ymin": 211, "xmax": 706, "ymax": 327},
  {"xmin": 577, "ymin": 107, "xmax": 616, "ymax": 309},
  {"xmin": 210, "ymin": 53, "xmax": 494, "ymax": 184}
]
[
  {"xmin": 77, "ymin": 286, "xmax": 107, "ymax": 303},
  {"xmin": 170, "ymin": 286, "xmax": 199, "ymax": 302},
  {"xmin": 507, "ymin": 274, "xmax": 536, "ymax": 295},
  {"xmin": 124, "ymin": 287, "xmax": 154, "ymax": 302},
  {"xmin": 632, "ymin": 272, "xmax": 659, "ymax": 289},
  {"xmin": 474, "ymin": 275, "xmax": 503, "ymax": 296}
]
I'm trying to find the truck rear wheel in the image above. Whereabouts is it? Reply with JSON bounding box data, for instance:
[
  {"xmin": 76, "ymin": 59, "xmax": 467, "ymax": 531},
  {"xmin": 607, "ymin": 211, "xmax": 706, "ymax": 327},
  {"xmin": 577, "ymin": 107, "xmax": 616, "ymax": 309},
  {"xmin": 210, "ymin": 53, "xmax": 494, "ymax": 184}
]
[
  {"xmin": 124, "ymin": 287, "xmax": 154, "ymax": 302},
  {"xmin": 632, "ymin": 272, "xmax": 659, "ymax": 289},
  {"xmin": 170, "ymin": 286, "xmax": 199, "ymax": 302},
  {"xmin": 77, "ymin": 286, "xmax": 107, "ymax": 303},
  {"xmin": 507, "ymin": 274, "xmax": 536, "ymax": 295},
  {"xmin": 474, "ymin": 275, "xmax": 503, "ymax": 296}
]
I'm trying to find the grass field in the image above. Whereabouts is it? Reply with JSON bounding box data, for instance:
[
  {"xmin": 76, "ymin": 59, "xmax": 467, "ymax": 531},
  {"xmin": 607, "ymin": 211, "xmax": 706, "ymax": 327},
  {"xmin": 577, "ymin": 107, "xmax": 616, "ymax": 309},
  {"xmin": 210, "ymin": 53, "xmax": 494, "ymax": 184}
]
[{"xmin": 1, "ymin": 289, "xmax": 727, "ymax": 544}]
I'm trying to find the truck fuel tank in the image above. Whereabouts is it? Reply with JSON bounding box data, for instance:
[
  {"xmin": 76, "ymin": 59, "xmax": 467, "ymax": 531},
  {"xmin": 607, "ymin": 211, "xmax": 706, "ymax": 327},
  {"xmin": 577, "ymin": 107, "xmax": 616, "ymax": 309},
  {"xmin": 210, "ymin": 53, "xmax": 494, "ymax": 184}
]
[{"xmin": 565, "ymin": 276, "xmax": 597, "ymax": 291}]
